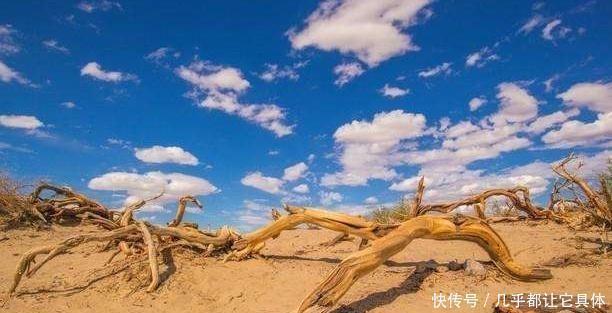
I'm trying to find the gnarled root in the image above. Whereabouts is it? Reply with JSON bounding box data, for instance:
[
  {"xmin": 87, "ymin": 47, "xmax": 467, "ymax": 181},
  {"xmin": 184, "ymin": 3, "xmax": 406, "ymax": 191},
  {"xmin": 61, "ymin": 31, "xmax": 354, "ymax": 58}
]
[{"xmin": 297, "ymin": 215, "xmax": 551, "ymax": 313}]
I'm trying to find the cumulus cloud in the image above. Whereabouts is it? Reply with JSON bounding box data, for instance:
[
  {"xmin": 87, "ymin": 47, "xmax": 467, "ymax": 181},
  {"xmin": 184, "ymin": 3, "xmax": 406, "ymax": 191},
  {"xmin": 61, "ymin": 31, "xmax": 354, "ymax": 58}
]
[
  {"xmin": 289, "ymin": 0, "xmax": 432, "ymax": 67},
  {"xmin": 241, "ymin": 171, "xmax": 285, "ymax": 194},
  {"xmin": 0, "ymin": 60, "xmax": 30, "ymax": 85},
  {"xmin": 468, "ymin": 96, "xmax": 487, "ymax": 111},
  {"xmin": 80, "ymin": 62, "xmax": 138, "ymax": 83},
  {"xmin": 0, "ymin": 115, "xmax": 44, "ymax": 129},
  {"xmin": 88, "ymin": 171, "xmax": 218, "ymax": 211},
  {"xmin": 465, "ymin": 46, "xmax": 499, "ymax": 68},
  {"xmin": 380, "ymin": 84, "xmax": 409, "ymax": 98},
  {"xmin": 557, "ymin": 82, "xmax": 612, "ymax": 113},
  {"xmin": 292, "ymin": 184, "xmax": 310, "ymax": 194},
  {"xmin": 320, "ymin": 191, "xmax": 343, "ymax": 206},
  {"xmin": 134, "ymin": 145, "xmax": 199, "ymax": 165},
  {"xmin": 333, "ymin": 62, "xmax": 364, "ymax": 86},
  {"xmin": 541, "ymin": 112, "xmax": 612, "ymax": 148},
  {"xmin": 176, "ymin": 60, "xmax": 294, "ymax": 137},
  {"xmin": 490, "ymin": 82, "xmax": 539, "ymax": 124},
  {"xmin": 282, "ymin": 162, "xmax": 308, "ymax": 181},
  {"xmin": 418, "ymin": 62, "xmax": 452, "ymax": 78},
  {"xmin": 322, "ymin": 110, "xmax": 427, "ymax": 186},
  {"xmin": 526, "ymin": 109, "xmax": 580, "ymax": 134},
  {"xmin": 42, "ymin": 39, "xmax": 69, "ymax": 54}
]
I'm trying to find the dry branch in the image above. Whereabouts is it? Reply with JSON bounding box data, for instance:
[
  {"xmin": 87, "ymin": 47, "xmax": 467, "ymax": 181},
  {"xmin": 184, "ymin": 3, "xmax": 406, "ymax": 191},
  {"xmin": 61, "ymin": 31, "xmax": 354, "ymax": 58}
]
[
  {"xmin": 167, "ymin": 196, "xmax": 202, "ymax": 227},
  {"xmin": 417, "ymin": 186, "xmax": 566, "ymax": 222},
  {"xmin": 552, "ymin": 153, "xmax": 611, "ymax": 226},
  {"xmin": 229, "ymin": 205, "xmax": 398, "ymax": 261},
  {"xmin": 297, "ymin": 215, "xmax": 552, "ymax": 313}
]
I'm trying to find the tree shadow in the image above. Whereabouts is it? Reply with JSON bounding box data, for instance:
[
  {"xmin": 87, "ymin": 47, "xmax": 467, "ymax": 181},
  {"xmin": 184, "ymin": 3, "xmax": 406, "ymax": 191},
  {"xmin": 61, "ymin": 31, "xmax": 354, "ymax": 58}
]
[{"xmin": 329, "ymin": 261, "xmax": 438, "ymax": 313}]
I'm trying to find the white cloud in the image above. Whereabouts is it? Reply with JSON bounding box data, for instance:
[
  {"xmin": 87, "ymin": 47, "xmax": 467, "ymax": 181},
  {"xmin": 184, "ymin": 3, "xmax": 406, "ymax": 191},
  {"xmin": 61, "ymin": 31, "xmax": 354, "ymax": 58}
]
[
  {"xmin": 468, "ymin": 96, "xmax": 487, "ymax": 111},
  {"xmin": 282, "ymin": 162, "xmax": 308, "ymax": 181},
  {"xmin": 145, "ymin": 47, "xmax": 180, "ymax": 65},
  {"xmin": 380, "ymin": 84, "xmax": 409, "ymax": 98},
  {"xmin": 333, "ymin": 62, "xmax": 364, "ymax": 86},
  {"xmin": 0, "ymin": 115, "xmax": 44, "ymax": 129},
  {"xmin": 0, "ymin": 24, "xmax": 19, "ymax": 55},
  {"xmin": 77, "ymin": 0, "xmax": 122, "ymax": 13},
  {"xmin": 236, "ymin": 200, "xmax": 274, "ymax": 228},
  {"xmin": 518, "ymin": 15, "xmax": 544, "ymax": 34},
  {"xmin": 418, "ymin": 62, "xmax": 452, "ymax": 78},
  {"xmin": 0, "ymin": 60, "xmax": 30, "ymax": 85},
  {"xmin": 42, "ymin": 40, "xmax": 69, "ymax": 54},
  {"xmin": 134, "ymin": 145, "xmax": 199, "ymax": 166},
  {"xmin": 490, "ymin": 82, "xmax": 539, "ymax": 124},
  {"xmin": 526, "ymin": 109, "xmax": 580, "ymax": 134},
  {"xmin": 543, "ymin": 74, "xmax": 560, "ymax": 93},
  {"xmin": 557, "ymin": 82, "xmax": 612, "ymax": 113},
  {"xmin": 292, "ymin": 184, "xmax": 310, "ymax": 194},
  {"xmin": 320, "ymin": 191, "xmax": 343, "ymax": 206},
  {"xmin": 541, "ymin": 112, "xmax": 612, "ymax": 148},
  {"xmin": 176, "ymin": 61, "xmax": 294, "ymax": 137},
  {"xmin": 259, "ymin": 62, "xmax": 305, "ymax": 82},
  {"xmin": 80, "ymin": 62, "xmax": 138, "ymax": 83},
  {"xmin": 88, "ymin": 171, "xmax": 218, "ymax": 211},
  {"xmin": 289, "ymin": 0, "xmax": 432, "ymax": 67},
  {"xmin": 364, "ymin": 196, "xmax": 379, "ymax": 204},
  {"xmin": 322, "ymin": 110, "xmax": 427, "ymax": 186},
  {"xmin": 176, "ymin": 61, "xmax": 249, "ymax": 92},
  {"xmin": 465, "ymin": 47, "xmax": 499, "ymax": 68},
  {"xmin": 60, "ymin": 101, "xmax": 76, "ymax": 109},
  {"xmin": 542, "ymin": 19, "xmax": 571, "ymax": 41},
  {"xmin": 241, "ymin": 171, "xmax": 285, "ymax": 194},
  {"xmin": 390, "ymin": 150, "xmax": 611, "ymax": 203}
]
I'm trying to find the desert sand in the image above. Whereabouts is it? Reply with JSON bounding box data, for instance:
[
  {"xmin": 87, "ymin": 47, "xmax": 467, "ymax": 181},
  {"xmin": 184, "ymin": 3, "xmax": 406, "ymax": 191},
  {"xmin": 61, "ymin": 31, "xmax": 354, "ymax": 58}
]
[{"xmin": 1, "ymin": 221, "xmax": 610, "ymax": 313}]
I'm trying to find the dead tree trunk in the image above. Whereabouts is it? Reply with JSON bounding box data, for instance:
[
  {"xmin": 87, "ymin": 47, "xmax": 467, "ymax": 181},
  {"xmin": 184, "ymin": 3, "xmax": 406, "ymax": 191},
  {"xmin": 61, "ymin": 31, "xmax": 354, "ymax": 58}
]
[
  {"xmin": 297, "ymin": 215, "xmax": 552, "ymax": 313},
  {"xmin": 228, "ymin": 205, "xmax": 398, "ymax": 261}
]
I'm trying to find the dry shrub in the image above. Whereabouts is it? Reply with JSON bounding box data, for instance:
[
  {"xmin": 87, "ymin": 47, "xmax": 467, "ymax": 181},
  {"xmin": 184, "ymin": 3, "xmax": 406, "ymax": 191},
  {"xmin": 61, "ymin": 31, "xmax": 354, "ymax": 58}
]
[
  {"xmin": 370, "ymin": 197, "xmax": 411, "ymax": 224},
  {"xmin": 0, "ymin": 174, "xmax": 42, "ymax": 230}
]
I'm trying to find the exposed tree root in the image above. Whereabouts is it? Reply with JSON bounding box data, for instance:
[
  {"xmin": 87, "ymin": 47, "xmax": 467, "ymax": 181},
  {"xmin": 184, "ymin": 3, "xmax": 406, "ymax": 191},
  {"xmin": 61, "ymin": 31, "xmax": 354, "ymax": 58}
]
[{"xmin": 297, "ymin": 215, "xmax": 552, "ymax": 313}]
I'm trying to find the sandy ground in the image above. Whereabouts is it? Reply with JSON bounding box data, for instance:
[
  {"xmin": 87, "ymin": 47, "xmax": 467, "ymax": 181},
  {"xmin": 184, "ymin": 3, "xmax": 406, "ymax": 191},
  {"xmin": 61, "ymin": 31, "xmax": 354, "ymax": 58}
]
[{"xmin": 0, "ymin": 221, "xmax": 610, "ymax": 313}]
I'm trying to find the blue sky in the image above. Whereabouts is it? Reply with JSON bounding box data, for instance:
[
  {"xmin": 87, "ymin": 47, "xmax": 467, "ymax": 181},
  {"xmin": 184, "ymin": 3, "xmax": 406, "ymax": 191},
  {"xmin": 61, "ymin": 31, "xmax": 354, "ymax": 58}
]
[{"xmin": 0, "ymin": 0, "xmax": 610, "ymax": 230}]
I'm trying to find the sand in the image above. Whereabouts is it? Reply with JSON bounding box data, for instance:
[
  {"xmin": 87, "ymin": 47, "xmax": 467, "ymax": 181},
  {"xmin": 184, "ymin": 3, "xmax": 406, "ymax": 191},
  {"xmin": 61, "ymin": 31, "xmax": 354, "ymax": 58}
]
[{"xmin": 0, "ymin": 221, "xmax": 610, "ymax": 313}]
